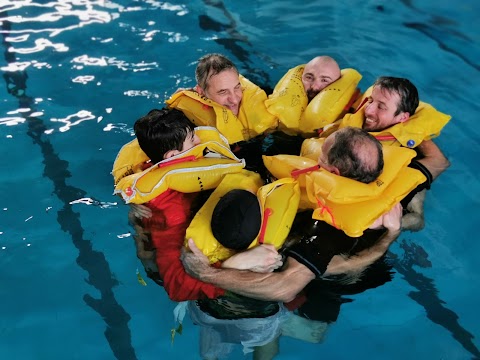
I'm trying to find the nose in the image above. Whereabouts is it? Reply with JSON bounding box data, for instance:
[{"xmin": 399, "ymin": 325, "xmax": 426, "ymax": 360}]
[
  {"xmin": 312, "ymin": 80, "xmax": 326, "ymax": 92},
  {"xmin": 364, "ymin": 102, "xmax": 374, "ymax": 116},
  {"xmin": 227, "ymin": 93, "xmax": 240, "ymax": 106}
]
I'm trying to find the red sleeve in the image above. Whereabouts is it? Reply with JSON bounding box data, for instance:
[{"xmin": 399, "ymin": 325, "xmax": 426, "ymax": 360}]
[{"xmin": 147, "ymin": 190, "xmax": 225, "ymax": 301}]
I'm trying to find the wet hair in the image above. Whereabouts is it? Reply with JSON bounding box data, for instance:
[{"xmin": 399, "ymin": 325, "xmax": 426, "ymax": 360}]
[
  {"xmin": 374, "ymin": 76, "xmax": 419, "ymax": 116},
  {"xmin": 195, "ymin": 53, "xmax": 239, "ymax": 91},
  {"xmin": 133, "ymin": 108, "xmax": 194, "ymax": 164},
  {"xmin": 211, "ymin": 189, "xmax": 261, "ymax": 250},
  {"xmin": 327, "ymin": 127, "xmax": 384, "ymax": 183}
]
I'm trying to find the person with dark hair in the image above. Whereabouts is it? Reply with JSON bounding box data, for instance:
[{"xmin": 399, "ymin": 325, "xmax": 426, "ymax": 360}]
[
  {"xmin": 122, "ymin": 107, "xmax": 275, "ymax": 302},
  {"xmin": 183, "ymin": 169, "xmax": 300, "ymax": 272},
  {"xmin": 182, "ymin": 201, "xmax": 401, "ymax": 303},
  {"xmin": 210, "ymin": 189, "xmax": 262, "ymax": 251},
  {"xmin": 179, "ymin": 128, "xmax": 405, "ymax": 353},
  {"xmin": 318, "ymin": 126, "xmax": 383, "ymax": 184},
  {"xmin": 334, "ymin": 76, "xmax": 449, "ymax": 182},
  {"xmin": 127, "ymin": 107, "xmax": 221, "ymax": 298},
  {"xmin": 133, "ymin": 108, "xmax": 198, "ymax": 164},
  {"xmin": 181, "ymin": 126, "xmax": 402, "ymax": 303},
  {"xmin": 363, "ymin": 76, "xmax": 420, "ymax": 132},
  {"xmin": 364, "ymin": 77, "xmax": 449, "ymax": 230},
  {"xmin": 357, "ymin": 76, "xmax": 449, "ymax": 184},
  {"xmin": 186, "ymin": 188, "xmax": 289, "ymax": 360},
  {"xmin": 297, "ymin": 125, "xmax": 426, "ymax": 236},
  {"xmin": 124, "ymin": 107, "xmax": 282, "ymax": 301},
  {"xmin": 324, "ymin": 76, "xmax": 450, "ymax": 230}
]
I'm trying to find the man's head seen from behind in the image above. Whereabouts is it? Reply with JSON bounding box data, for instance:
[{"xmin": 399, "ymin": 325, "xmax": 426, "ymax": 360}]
[{"xmin": 211, "ymin": 189, "xmax": 261, "ymax": 250}]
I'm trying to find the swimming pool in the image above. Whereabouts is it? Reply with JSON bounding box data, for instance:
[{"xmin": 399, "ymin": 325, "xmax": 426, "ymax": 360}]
[{"xmin": 1, "ymin": 0, "xmax": 479, "ymax": 359}]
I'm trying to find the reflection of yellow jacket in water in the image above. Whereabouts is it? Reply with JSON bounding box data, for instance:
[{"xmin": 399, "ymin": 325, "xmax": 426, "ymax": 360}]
[
  {"xmin": 323, "ymin": 86, "xmax": 451, "ymax": 148},
  {"xmin": 264, "ymin": 142, "xmax": 426, "ymax": 237},
  {"xmin": 166, "ymin": 75, "xmax": 277, "ymax": 144},
  {"xmin": 185, "ymin": 172, "xmax": 301, "ymax": 264},
  {"xmin": 265, "ymin": 65, "xmax": 362, "ymax": 136},
  {"xmin": 112, "ymin": 127, "xmax": 245, "ymax": 204}
]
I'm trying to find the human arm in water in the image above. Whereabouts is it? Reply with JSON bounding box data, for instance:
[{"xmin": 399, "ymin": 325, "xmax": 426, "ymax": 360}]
[
  {"xmin": 182, "ymin": 204, "xmax": 402, "ymax": 301},
  {"xmin": 400, "ymin": 139, "xmax": 449, "ymax": 231},
  {"xmin": 416, "ymin": 139, "xmax": 450, "ymax": 181},
  {"xmin": 182, "ymin": 239, "xmax": 315, "ymax": 303},
  {"xmin": 221, "ymin": 244, "xmax": 284, "ymax": 273},
  {"xmin": 401, "ymin": 189, "xmax": 426, "ymax": 231},
  {"xmin": 324, "ymin": 203, "xmax": 402, "ymax": 276}
]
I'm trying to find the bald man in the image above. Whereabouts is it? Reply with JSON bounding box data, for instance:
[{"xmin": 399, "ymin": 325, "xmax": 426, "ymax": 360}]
[{"xmin": 302, "ymin": 56, "xmax": 341, "ymax": 102}]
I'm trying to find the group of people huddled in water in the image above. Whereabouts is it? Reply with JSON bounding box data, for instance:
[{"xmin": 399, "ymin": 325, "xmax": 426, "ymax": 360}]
[{"xmin": 112, "ymin": 53, "xmax": 451, "ymax": 358}]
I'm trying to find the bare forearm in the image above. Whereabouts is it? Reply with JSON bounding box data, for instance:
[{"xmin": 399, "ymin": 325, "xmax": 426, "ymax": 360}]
[
  {"xmin": 191, "ymin": 258, "xmax": 314, "ymax": 302},
  {"xmin": 198, "ymin": 268, "xmax": 287, "ymax": 300},
  {"xmin": 417, "ymin": 140, "xmax": 450, "ymax": 180},
  {"xmin": 402, "ymin": 190, "xmax": 426, "ymax": 231},
  {"xmin": 221, "ymin": 244, "xmax": 283, "ymax": 273}
]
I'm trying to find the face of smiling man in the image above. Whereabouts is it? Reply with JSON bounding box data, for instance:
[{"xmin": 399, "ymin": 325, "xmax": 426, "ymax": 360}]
[
  {"xmin": 363, "ymin": 85, "xmax": 410, "ymax": 132},
  {"xmin": 196, "ymin": 68, "xmax": 243, "ymax": 117}
]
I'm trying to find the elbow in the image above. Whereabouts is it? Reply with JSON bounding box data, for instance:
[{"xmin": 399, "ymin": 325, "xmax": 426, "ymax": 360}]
[
  {"xmin": 270, "ymin": 285, "xmax": 304, "ymax": 303},
  {"xmin": 437, "ymin": 151, "xmax": 451, "ymax": 171},
  {"xmin": 266, "ymin": 291, "xmax": 297, "ymax": 303},
  {"xmin": 434, "ymin": 156, "xmax": 450, "ymax": 180},
  {"xmin": 279, "ymin": 292, "xmax": 300, "ymax": 303},
  {"xmin": 443, "ymin": 157, "xmax": 451, "ymax": 170}
]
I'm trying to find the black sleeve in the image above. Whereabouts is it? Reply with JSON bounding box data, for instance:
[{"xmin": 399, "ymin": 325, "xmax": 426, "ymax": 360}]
[
  {"xmin": 284, "ymin": 220, "xmax": 368, "ymax": 277},
  {"xmin": 286, "ymin": 242, "xmax": 334, "ymax": 277},
  {"xmin": 401, "ymin": 159, "xmax": 433, "ymax": 208},
  {"xmin": 284, "ymin": 219, "xmax": 384, "ymax": 278}
]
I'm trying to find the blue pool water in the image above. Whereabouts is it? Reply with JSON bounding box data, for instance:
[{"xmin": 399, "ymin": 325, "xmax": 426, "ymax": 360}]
[{"xmin": 1, "ymin": 1, "xmax": 479, "ymax": 359}]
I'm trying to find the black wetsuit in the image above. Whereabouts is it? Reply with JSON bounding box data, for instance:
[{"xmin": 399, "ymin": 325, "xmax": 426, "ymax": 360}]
[{"xmin": 283, "ymin": 210, "xmax": 394, "ymax": 322}]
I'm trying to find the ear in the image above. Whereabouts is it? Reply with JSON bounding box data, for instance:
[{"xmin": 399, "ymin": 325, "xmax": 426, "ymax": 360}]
[
  {"xmin": 195, "ymin": 85, "xmax": 205, "ymax": 96},
  {"xmin": 320, "ymin": 162, "xmax": 341, "ymax": 176},
  {"xmin": 398, "ymin": 111, "xmax": 410, "ymax": 123},
  {"xmin": 164, "ymin": 149, "xmax": 180, "ymax": 159},
  {"xmin": 329, "ymin": 166, "xmax": 341, "ymax": 176}
]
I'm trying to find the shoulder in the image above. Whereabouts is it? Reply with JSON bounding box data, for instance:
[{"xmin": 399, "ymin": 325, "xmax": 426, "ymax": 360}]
[{"xmin": 284, "ymin": 220, "xmax": 380, "ymax": 277}]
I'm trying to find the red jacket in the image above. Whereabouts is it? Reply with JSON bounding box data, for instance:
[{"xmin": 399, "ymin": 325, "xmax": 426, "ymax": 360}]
[{"xmin": 143, "ymin": 189, "xmax": 225, "ymax": 301}]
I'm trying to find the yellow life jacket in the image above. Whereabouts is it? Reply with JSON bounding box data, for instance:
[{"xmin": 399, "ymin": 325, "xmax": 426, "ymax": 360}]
[
  {"xmin": 265, "ymin": 65, "xmax": 362, "ymax": 135},
  {"xmin": 263, "ymin": 143, "xmax": 426, "ymax": 237},
  {"xmin": 185, "ymin": 172, "xmax": 301, "ymax": 264},
  {"xmin": 112, "ymin": 127, "xmax": 245, "ymax": 204},
  {"xmin": 166, "ymin": 75, "xmax": 277, "ymax": 144},
  {"xmin": 339, "ymin": 87, "xmax": 451, "ymax": 147}
]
